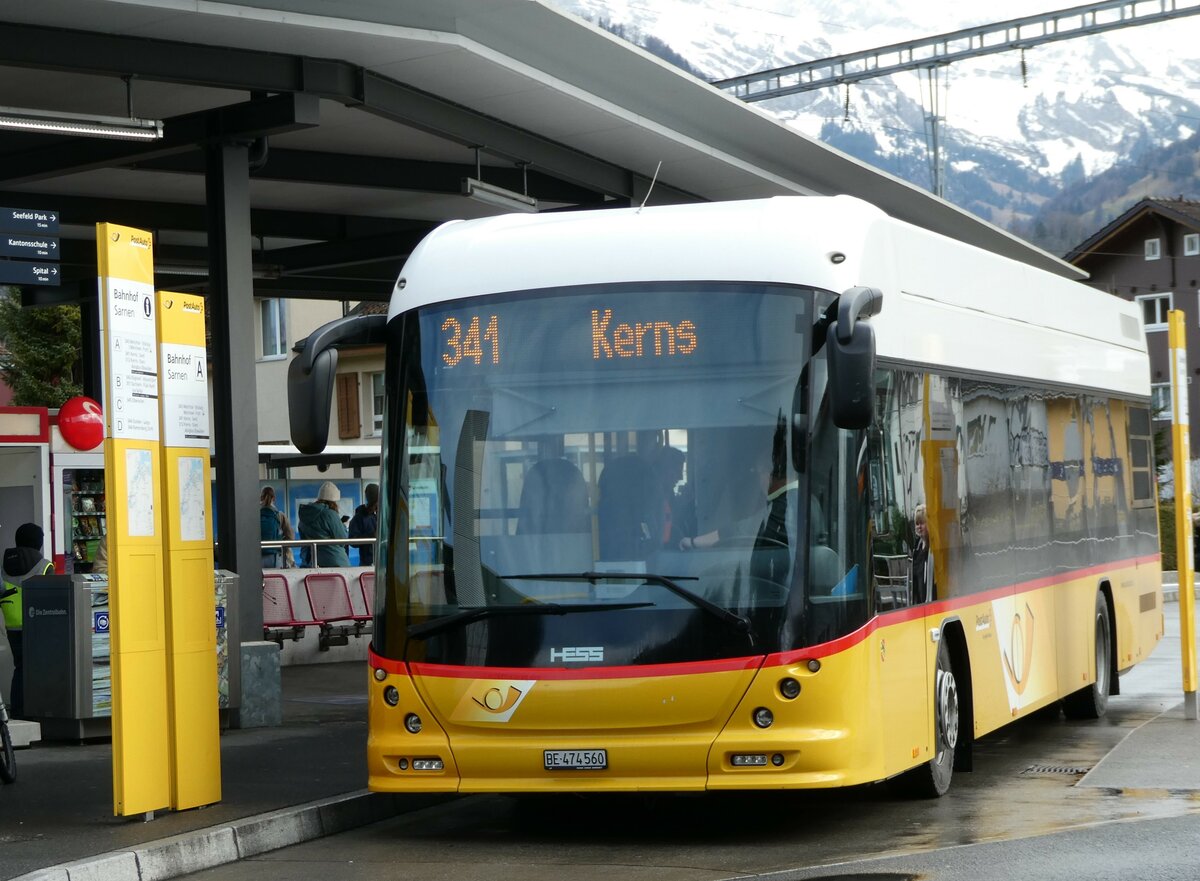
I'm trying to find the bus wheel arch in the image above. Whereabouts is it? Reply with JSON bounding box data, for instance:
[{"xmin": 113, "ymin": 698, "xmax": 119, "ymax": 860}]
[
  {"xmin": 941, "ymin": 620, "xmax": 973, "ymax": 772},
  {"xmin": 1063, "ymin": 586, "xmax": 1114, "ymax": 719},
  {"xmin": 889, "ymin": 618, "xmax": 971, "ymax": 798}
]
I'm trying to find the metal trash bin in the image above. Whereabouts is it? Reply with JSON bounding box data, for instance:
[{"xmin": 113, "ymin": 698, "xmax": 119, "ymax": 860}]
[
  {"xmin": 215, "ymin": 569, "xmax": 240, "ymax": 715},
  {"xmin": 21, "ymin": 573, "xmax": 111, "ymax": 739}
]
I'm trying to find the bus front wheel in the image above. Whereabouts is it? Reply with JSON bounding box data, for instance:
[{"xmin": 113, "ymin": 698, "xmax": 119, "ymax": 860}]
[
  {"xmin": 890, "ymin": 636, "xmax": 958, "ymax": 798},
  {"xmin": 1063, "ymin": 592, "xmax": 1111, "ymax": 720}
]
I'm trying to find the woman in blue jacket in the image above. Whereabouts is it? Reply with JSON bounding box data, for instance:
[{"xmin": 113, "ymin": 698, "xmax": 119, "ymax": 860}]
[{"xmin": 298, "ymin": 482, "xmax": 350, "ymax": 568}]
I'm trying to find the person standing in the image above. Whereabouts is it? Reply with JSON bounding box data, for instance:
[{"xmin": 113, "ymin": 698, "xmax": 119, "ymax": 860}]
[
  {"xmin": 260, "ymin": 486, "xmax": 295, "ymax": 568},
  {"xmin": 298, "ymin": 482, "xmax": 350, "ymax": 568},
  {"xmin": 348, "ymin": 483, "xmax": 379, "ymax": 567},
  {"xmin": 1, "ymin": 524, "xmax": 53, "ymax": 718},
  {"xmin": 910, "ymin": 504, "xmax": 934, "ymax": 605}
]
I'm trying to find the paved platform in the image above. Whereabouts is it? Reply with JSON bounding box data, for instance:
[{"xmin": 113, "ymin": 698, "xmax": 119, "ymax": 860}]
[
  {"xmin": 6, "ymin": 593, "xmax": 1200, "ymax": 881},
  {"xmin": 2, "ymin": 662, "xmax": 449, "ymax": 881}
]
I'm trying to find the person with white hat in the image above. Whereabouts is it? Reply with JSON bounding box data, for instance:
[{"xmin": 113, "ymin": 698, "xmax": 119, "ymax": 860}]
[{"xmin": 298, "ymin": 481, "xmax": 350, "ymax": 568}]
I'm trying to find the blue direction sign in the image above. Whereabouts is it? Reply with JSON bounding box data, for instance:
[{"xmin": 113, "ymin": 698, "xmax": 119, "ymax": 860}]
[
  {"xmin": 0, "ymin": 234, "xmax": 58, "ymax": 259},
  {"xmin": 0, "ymin": 262, "xmax": 60, "ymax": 285},
  {"xmin": 0, "ymin": 207, "xmax": 59, "ymax": 234}
]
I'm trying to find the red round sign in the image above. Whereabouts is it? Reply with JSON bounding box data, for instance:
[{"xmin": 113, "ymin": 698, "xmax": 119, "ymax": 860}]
[{"xmin": 59, "ymin": 396, "xmax": 104, "ymax": 451}]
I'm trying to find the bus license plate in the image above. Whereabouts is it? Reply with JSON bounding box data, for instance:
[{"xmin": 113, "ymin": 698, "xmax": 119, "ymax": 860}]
[{"xmin": 544, "ymin": 749, "xmax": 607, "ymax": 770}]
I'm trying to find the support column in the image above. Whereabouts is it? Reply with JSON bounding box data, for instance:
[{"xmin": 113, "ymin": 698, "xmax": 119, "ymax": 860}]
[
  {"xmin": 79, "ymin": 291, "xmax": 103, "ymax": 405},
  {"xmin": 206, "ymin": 142, "xmax": 271, "ymax": 728}
]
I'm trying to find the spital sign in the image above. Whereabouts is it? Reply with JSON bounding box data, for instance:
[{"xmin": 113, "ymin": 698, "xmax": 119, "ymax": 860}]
[{"xmin": 0, "ymin": 206, "xmax": 61, "ymax": 286}]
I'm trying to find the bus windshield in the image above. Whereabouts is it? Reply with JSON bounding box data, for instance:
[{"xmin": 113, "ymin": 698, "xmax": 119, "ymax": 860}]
[{"xmin": 377, "ymin": 282, "xmax": 870, "ymax": 666}]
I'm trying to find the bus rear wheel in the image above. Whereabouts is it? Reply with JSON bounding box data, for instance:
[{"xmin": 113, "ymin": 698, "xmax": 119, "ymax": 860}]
[
  {"xmin": 1063, "ymin": 592, "xmax": 1111, "ymax": 720},
  {"xmin": 890, "ymin": 636, "xmax": 958, "ymax": 798}
]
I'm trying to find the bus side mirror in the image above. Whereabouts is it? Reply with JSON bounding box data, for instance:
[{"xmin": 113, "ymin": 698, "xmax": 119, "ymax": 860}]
[
  {"xmin": 288, "ymin": 346, "xmax": 339, "ymax": 455},
  {"xmin": 288, "ymin": 313, "xmax": 388, "ymax": 454},
  {"xmin": 827, "ymin": 286, "xmax": 882, "ymax": 431}
]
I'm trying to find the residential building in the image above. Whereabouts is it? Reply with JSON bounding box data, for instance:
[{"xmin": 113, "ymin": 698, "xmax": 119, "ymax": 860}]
[{"xmin": 1066, "ymin": 198, "xmax": 1200, "ymax": 464}]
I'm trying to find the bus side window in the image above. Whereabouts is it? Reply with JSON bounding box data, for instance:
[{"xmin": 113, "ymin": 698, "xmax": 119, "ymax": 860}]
[{"xmin": 869, "ymin": 372, "xmax": 911, "ymax": 610}]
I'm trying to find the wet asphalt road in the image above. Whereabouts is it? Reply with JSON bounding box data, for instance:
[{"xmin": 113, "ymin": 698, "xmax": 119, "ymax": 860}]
[{"xmin": 176, "ymin": 605, "xmax": 1200, "ymax": 881}]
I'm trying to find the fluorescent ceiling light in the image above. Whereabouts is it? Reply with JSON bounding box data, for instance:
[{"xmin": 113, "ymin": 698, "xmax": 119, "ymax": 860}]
[
  {"xmin": 0, "ymin": 106, "xmax": 163, "ymax": 141},
  {"xmin": 462, "ymin": 177, "xmax": 538, "ymax": 213},
  {"xmin": 157, "ymin": 263, "xmax": 280, "ymax": 280}
]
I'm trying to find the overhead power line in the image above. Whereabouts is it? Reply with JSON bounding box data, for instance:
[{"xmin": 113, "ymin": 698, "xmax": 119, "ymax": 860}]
[
  {"xmin": 713, "ymin": 0, "xmax": 1200, "ymax": 199},
  {"xmin": 713, "ymin": 0, "xmax": 1200, "ymax": 102}
]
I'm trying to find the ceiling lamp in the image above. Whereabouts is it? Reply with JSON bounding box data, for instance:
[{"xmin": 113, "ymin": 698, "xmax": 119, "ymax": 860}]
[
  {"xmin": 462, "ymin": 148, "xmax": 538, "ymax": 213},
  {"xmin": 461, "ymin": 177, "xmax": 538, "ymax": 213},
  {"xmin": 0, "ymin": 105, "xmax": 163, "ymax": 141}
]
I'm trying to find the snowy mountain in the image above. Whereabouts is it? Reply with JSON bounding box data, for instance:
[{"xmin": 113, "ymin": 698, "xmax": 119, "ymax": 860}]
[{"xmin": 546, "ymin": 0, "xmax": 1200, "ymax": 246}]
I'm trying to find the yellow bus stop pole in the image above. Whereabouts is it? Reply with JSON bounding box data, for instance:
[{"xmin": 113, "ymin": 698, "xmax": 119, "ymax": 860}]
[{"xmin": 1168, "ymin": 310, "xmax": 1198, "ymax": 720}]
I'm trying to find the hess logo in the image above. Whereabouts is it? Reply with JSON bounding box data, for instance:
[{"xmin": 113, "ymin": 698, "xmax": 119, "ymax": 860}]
[{"xmin": 550, "ymin": 646, "xmax": 604, "ymax": 663}]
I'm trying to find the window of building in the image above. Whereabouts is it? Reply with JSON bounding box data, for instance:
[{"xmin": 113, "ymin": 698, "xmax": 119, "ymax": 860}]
[
  {"xmin": 371, "ymin": 372, "xmax": 385, "ymax": 435},
  {"xmin": 336, "ymin": 373, "xmax": 361, "ymax": 439},
  {"xmin": 1136, "ymin": 292, "xmax": 1171, "ymax": 332},
  {"xmin": 1145, "ymin": 238, "xmax": 1161, "ymax": 261},
  {"xmin": 1128, "ymin": 406, "xmax": 1155, "ymax": 507},
  {"xmin": 259, "ymin": 299, "xmax": 286, "ymax": 358},
  {"xmin": 1185, "ymin": 233, "xmax": 1200, "ymax": 256},
  {"xmin": 1151, "ymin": 382, "xmax": 1172, "ymax": 422}
]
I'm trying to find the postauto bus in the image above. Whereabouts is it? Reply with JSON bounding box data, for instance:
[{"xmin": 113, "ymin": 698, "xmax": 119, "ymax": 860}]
[{"xmin": 288, "ymin": 196, "xmax": 1162, "ymax": 797}]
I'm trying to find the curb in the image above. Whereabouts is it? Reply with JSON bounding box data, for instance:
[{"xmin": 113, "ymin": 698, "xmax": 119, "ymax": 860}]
[
  {"xmin": 1161, "ymin": 585, "xmax": 1198, "ymax": 603},
  {"xmin": 11, "ymin": 790, "xmax": 414, "ymax": 881}
]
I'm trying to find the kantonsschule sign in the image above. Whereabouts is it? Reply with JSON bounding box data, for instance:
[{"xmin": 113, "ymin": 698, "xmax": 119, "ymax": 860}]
[{"xmin": 0, "ymin": 206, "xmax": 60, "ymax": 285}]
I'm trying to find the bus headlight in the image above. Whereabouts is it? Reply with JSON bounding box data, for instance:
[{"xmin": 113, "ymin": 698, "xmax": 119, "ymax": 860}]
[
  {"xmin": 779, "ymin": 677, "xmax": 801, "ymax": 699},
  {"xmin": 404, "ymin": 713, "xmax": 423, "ymax": 734},
  {"xmin": 383, "ymin": 686, "xmax": 400, "ymax": 706},
  {"xmin": 752, "ymin": 707, "xmax": 774, "ymax": 728}
]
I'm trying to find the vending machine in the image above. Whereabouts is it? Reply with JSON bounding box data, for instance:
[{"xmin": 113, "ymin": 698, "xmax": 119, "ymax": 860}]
[
  {"xmin": 48, "ymin": 398, "xmax": 106, "ymax": 573},
  {"xmin": 53, "ymin": 457, "xmax": 106, "ymax": 573}
]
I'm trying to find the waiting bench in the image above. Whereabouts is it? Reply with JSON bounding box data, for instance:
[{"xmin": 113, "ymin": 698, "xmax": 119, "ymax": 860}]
[
  {"xmin": 262, "ymin": 571, "xmax": 374, "ymax": 650},
  {"xmin": 262, "ymin": 572, "xmax": 321, "ymax": 644}
]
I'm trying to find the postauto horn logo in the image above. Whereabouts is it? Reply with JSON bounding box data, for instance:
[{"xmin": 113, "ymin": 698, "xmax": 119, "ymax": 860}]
[{"xmin": 452, "ymin": 679, "xmax": 535, "ymax": 724}]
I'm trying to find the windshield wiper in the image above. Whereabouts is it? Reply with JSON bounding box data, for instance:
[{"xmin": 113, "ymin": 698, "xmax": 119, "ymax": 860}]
[
  {"xmin": 407, "ymin": 601, "xmax": 654, "ymax": 640},
  {"xmin": 506, "ymin": 572, "xmax": 754, "ymax": 638}
]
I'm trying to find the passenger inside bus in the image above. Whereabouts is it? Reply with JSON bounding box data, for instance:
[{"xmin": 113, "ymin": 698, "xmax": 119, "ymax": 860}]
[
  {"xmin": 679, "ymin": 418, "xmax": 798, "ymax": 592},
  {"xmin": 516, "ymin": 456, "xmax": 590, "ymax": 536}
]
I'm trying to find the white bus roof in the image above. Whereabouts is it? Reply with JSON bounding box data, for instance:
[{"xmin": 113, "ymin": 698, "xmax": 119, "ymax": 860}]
[{"xmin": 389, "ymin": 196, "xmax": 1148, "ymax": 399}]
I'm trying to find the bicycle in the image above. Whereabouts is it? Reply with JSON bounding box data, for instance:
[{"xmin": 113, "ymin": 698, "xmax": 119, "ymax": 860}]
[
  {"xmin": 1, "ymin": 585, "xmax": 16, "ymax": 784},
  {"xmin": 0, "ymin": 686, "xmax": 14, "ymax": 784}
]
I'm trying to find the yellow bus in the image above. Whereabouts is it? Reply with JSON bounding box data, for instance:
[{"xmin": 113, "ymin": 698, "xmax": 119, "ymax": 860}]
[{"xmin": 289, "ymin": 196, "xmax": 1162, "ymax": 797}]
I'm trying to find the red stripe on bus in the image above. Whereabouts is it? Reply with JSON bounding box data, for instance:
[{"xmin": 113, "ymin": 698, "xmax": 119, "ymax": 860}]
[
  {"xmin": 373, "ymin": 553, "xmax": 1160, "ymax": 678},
  {"xmin": 407, "ymin": 654, "xmax": 764, "ymax": 681},
  {"xmin": 765, "ymin": 552, "xmax": 1160, "ymax": 665}
]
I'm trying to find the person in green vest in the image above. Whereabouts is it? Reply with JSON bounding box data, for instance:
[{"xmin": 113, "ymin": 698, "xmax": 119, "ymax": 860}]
[
  {"xmin": 1, "ymin": 523, "xmax": 53, "ymax": 718},
  {"xmin": 1, "ymin": 523, "xmax": 54, "ymax": 720}
]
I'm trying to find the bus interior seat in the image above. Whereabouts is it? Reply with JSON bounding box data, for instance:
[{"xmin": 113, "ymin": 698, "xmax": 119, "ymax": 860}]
[
  {"xmin": 598, "ymin": 455, "xmax": 659, "ymax": 560},
  {"xmin": 517, "ymin": 457, "xmax": 591, "ymax": 536}
]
